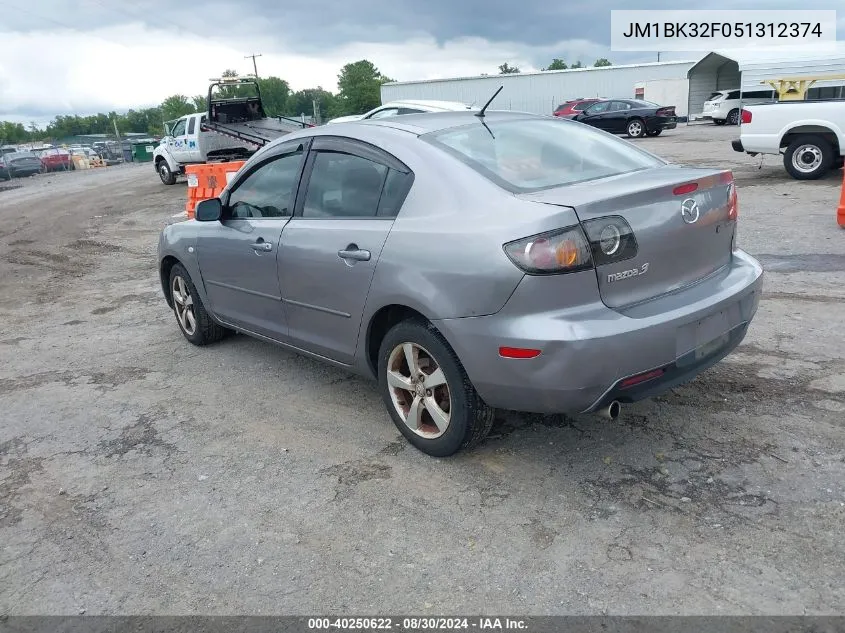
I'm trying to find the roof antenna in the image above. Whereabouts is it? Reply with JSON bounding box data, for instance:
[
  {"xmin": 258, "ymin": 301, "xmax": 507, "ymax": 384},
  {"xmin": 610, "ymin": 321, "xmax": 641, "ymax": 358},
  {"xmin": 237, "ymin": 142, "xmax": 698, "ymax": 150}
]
[{"xmin": 475, "ymin": 85, "xmax": 503, "ymax": 118}]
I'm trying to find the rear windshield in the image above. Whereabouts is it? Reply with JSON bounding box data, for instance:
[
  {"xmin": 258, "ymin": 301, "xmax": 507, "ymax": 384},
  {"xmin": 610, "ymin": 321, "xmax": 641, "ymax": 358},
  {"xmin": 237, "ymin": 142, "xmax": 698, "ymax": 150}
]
[{"xmin": 423, "ymin": 118, "xmax": 664, "ymax": 192}]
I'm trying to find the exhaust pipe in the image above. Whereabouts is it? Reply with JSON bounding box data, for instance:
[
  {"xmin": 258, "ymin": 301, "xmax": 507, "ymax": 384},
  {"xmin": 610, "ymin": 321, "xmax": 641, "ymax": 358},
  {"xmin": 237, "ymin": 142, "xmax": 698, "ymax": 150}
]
[{"xmin": 599, "ymin": 400, "xmax": 621, "ymax": 420}]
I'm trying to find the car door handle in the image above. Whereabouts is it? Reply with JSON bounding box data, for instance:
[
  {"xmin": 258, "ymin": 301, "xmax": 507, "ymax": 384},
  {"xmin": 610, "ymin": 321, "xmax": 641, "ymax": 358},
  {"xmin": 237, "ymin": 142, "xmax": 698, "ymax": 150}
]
[
  {"xmin": 338, "ymin": 246, "xmax": 371, "ymax": 262},
  {"xmin": 251, "ymin": 240, "xmax": 273, "ymax": 252}
]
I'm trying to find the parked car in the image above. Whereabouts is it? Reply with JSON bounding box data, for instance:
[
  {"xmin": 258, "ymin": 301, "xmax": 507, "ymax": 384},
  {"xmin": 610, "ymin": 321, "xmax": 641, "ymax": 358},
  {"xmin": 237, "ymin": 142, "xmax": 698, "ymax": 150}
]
[
  {"xmin": 573, "ymin": 99, "xmax": 678, "ymax": 138},
  {"xmin": 702, "ymin": 89, "xmax": 776, "ymax": 126},
  {"xmin": 39, "ymin": 148, "xmax": 72, "ymax": 172},
  {"xmin": 1, "ymin": 145, "xmax": 18, "ymax": 155},
  {"xmin": 157, "ymin": 110, "xmax": 762, "ymax": 457},
  {"xmin": 731, "ymin": 100, "xmax": 845, "ymax": 179},
  {"xmin": 553, "ymin": 98, "xmax": 604, "ymax": 119},
  {"xmin": 327, "ymin": 100, "xmax": 475, "ymax": 124},
  {"xmin": 0, "ymin": 151, "xmax": 43, "ymax": 179}
]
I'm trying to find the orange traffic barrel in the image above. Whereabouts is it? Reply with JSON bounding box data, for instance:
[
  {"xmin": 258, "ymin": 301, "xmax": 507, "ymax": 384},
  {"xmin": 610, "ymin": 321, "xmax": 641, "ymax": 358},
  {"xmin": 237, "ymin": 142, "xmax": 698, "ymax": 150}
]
[
  {"xmin": 837, "ymin": 164, "xmax": 845, "ymax": 228},
  {"xmin": 185, "ymin": 161, "xmax": 246, "ymax": 219}
]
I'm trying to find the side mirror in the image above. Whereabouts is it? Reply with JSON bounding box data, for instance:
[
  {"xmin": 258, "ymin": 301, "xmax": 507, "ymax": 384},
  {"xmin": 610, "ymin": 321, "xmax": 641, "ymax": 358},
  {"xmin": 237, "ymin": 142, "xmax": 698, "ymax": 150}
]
[{"xmin": 195, "ymin": 198, "xmax": 222, "ymax": 222}]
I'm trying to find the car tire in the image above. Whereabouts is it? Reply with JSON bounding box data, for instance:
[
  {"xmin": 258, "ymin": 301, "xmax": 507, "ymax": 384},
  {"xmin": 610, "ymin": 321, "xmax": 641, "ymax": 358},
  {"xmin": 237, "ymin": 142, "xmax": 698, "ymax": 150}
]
[
  {"xmin": 727, "ymin": 109, "xmax": 740, "ymax": 126},
  {"xmin": 626, "ymin": 118, "xmax": 646, "ymax": 138},
  {"xmin": 783, "ymin": 135, "xmax": 834, "ymax": 180},
  {"xmin": 714, "ymin": 119, "xmax": 726, "ymax": 126},
  {"xmin": 168, "ymin": 263, "xmax": 226, "ymax": 346},
  {"xmin": 157, "ymin": 159, "xmax": 177, "ymax": 185},
  {"xmin": 646, "ymin": 129, "xmax": 662, "ymax": 137},
  {"xmin": 377, "ymin": 319, "xmax": 494, "ymax": 457}
]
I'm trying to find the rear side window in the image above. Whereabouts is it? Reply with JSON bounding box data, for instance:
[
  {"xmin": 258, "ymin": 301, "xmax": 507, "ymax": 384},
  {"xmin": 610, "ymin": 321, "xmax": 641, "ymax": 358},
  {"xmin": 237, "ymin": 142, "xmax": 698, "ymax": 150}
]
[
  {"xmin": 424, "ymin": 118, "xmax": 664, "ymax": 193},
  {"xmin": 727, "ymin": 91, "xmax": 741, "ymax": 100},
  {"xmin": 573, "ymin": 102, "xmax": 594, "ymax": 111},
  {"xmin": 187, "ymin": 117, "xmax": 195, "ymax": 134},
  {"xmin": 302, "ymin": 152, "xmax": 389, "ymax": 218}
]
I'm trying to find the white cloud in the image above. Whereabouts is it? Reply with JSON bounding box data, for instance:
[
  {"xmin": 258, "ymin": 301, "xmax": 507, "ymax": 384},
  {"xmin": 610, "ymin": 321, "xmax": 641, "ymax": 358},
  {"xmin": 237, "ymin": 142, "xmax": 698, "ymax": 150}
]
[{"xmin": 0, "ymin": 22, "xmax": 610, "ymax": 122}]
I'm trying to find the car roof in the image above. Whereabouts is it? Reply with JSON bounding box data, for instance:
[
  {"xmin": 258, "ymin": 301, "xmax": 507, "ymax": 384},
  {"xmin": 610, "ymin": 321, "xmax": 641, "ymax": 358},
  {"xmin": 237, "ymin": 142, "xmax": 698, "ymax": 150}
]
[
  {"xmin": 383, "ymin": 99, "xmax": 472, "ymax": 111},
  {"xmin": 361, "ymin": 109, "xmax": 545, "ymax": 134}
]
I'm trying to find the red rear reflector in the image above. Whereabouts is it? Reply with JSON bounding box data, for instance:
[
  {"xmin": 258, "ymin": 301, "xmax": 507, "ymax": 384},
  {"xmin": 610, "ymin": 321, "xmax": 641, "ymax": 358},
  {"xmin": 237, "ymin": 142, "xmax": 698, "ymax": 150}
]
[
  {"xmin": 499, "ymin": 346, "xmax": 542, "ymax": 359},
  {"xmin": 673, "ymin": 183, "xmax": 698, "ymax": 195},
  {"xmin": 741, "ymin": 109, "xmax": 752, "ymax": 124},
  {"xmin": 619, "ymin": 368, "xmax": 665, "ymax": 389}
]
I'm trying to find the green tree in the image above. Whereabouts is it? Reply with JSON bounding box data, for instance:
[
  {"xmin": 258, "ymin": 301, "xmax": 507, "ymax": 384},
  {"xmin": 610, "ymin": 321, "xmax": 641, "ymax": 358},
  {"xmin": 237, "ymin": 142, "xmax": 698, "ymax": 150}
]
[
  {"xmin": 0, "ymin": 121, "xmax": 30, "ymax": 143},
  {"xmin": 594, "ymin": 58, "xmax": 612, "ymax": 67},
  {"xmin": 285, "ymin": 87, "xmax": 337, "ymax": 123},
  {"xmin": 569, "ymin": 60, "xmax": 584, "ymax": 69},
  {"xmin": 498, "ymin": 62, "xmax": 520, "ymax": 74},
  {"xmin": 543, "ymin": 58, "xmax": 568, "ymax": 71},
  {"xmin": 336, "ymin": 60, "xmax": 394, "ymax": 115},
  {"xmin": 192, "ymin": 94, "xmax": 207, "ymax": 113},
  {"xmin": 160, "ymin": 95, "xmax": 195, "ymax": 121},
  {"xmin": 256, "ymin": 76, "xmax": 290, "ymax": 117}
]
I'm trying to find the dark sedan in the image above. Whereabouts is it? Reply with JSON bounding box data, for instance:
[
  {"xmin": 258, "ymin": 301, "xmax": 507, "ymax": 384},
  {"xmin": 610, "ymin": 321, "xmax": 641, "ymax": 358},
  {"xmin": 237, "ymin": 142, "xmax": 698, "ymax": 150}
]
[
  {"xmin": 0, "ymin": 151, "xmax": 43, "ymax": 179},
  {"xmin": 573, "ymin": 99, "xmax": 677, "ymax": 138}
]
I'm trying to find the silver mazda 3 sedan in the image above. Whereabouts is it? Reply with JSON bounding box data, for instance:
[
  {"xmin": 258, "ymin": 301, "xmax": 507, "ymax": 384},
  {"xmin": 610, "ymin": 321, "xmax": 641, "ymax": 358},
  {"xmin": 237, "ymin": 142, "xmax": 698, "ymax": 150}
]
[{"xmin": 158, "ymin": 110, "xmax": 763, "ymax": 457}]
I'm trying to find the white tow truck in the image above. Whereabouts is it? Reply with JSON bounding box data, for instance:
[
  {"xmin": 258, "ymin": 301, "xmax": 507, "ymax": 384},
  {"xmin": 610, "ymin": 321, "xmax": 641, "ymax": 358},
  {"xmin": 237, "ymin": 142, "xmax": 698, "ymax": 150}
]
[
  {"xmin": 153, "ymin": 77, "xmax": 313, "ymax": 185},
  {"xmin": 731, "ymin": 100, "xmax": 845, "ymax": 179}
]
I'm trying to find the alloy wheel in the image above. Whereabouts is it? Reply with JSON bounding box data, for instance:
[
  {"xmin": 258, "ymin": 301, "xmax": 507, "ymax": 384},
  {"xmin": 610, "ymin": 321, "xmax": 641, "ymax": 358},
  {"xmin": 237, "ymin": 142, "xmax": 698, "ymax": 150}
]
[
  {"xmin": 171, "ymin": 275, "xmax": 197, "ymax": 336},
  {"xmin": 628, "ymin": 121, "xmax": 643, "ymax": 137},
  {"xmin": 386, "ymin": 342, "xmax": 452, "ymax": 439}
]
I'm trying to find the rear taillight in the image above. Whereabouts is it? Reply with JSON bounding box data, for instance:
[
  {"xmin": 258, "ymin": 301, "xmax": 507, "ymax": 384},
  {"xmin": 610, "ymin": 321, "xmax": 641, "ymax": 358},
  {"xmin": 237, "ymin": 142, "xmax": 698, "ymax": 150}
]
[
  {"xmin": 656, "ymin": 107, "xmax": 675, "ymax": 116},
  {"xmin": 741, "ymin": 109, "xmax": 752, "ymax": 124},
  {"xmin": 503, "ymin": 226, "xmax": 592, "ymax": 275}
]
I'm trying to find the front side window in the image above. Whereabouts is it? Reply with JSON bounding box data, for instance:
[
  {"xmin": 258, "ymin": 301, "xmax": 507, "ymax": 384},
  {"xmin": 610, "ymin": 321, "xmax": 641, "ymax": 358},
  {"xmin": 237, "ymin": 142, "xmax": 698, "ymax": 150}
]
[
  {"xmin": 171, "ymin": 119, "xmax": 187, "ymax": 136},
  {"xmin": 425, "ymin": 118, "xmax": 665, "ymax": 192},
  {"xmin": 302, "ymin": 152, "xmax": 388, "ymax": 218},
  {"xmin": 227, "ymin": 149, "xmax": 304, "ymax": 218}
]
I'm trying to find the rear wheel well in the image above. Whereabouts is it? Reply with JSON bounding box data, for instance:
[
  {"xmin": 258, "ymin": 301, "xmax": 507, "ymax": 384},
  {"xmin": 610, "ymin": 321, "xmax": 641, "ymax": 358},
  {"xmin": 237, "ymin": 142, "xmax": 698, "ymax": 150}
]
[
  {"xmin": 159, "ymin": 255, "xmax": 180, "ymax": 308},
  {"xmin": 366, "ymin": 305, "xmax": 429, "ymax": 377},
  {"xmin": 780, "ymin": 127, "xmax": 839, "ymax": 154}
]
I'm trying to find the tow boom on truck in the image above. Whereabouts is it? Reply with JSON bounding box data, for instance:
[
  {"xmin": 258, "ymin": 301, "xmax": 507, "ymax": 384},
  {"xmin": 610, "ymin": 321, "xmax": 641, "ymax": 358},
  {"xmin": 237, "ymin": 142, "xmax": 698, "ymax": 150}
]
[{"xmin": 153, "ymin": 76, "xmax": 314, "ymax": 185}]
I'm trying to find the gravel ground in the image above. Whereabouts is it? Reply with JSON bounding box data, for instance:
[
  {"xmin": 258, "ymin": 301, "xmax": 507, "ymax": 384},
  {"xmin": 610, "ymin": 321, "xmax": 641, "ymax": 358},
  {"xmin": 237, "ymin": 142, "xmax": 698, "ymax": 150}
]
[{"xmin": 1, "ymin": 125, "xmax": 844, "ymax": 616}]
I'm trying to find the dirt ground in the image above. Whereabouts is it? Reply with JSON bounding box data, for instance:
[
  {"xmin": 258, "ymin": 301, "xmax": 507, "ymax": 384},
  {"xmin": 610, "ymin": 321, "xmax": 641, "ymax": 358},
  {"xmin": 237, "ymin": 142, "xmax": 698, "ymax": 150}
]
[{"xmin": 1, "ymin": 125, "xmax": 844, "ymax": 615}]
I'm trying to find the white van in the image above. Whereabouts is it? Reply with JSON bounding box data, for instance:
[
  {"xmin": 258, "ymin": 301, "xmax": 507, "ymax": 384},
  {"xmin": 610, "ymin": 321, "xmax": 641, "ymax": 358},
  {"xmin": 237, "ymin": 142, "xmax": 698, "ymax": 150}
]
[{"xmin": 702, "ymin": 89, "xmax": 777, "ymax": 125}]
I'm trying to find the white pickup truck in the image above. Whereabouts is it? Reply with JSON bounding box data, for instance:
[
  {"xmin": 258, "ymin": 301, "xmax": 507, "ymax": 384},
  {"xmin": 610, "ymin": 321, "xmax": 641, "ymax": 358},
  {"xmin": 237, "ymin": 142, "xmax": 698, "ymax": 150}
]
[
  {"xmin": 153, "ymin": 112, "xmax": 254, "ymax": 185},
  {"xmin": 731, "ymin": 101, "xmax": 845, "ymax": 179},
  {"xmin": 153, "ymin": 77, "xmax": 312, "ymax": 185}
]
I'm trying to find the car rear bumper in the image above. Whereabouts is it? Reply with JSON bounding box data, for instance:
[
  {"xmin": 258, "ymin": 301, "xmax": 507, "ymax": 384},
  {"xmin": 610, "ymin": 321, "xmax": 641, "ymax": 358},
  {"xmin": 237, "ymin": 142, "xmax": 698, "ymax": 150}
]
[
  {"xmin": 731, "ymin": 139, "xmax": 744, "ymax": 152},
  {"xmin": 434, "ymin": 249, "xmax": 763, "ymax": 414}
]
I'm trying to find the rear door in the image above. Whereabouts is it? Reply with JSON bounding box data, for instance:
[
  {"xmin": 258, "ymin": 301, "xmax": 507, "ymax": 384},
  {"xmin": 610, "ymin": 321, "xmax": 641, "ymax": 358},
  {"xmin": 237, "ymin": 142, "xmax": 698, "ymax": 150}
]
[
  {"xmin": 184, "ymin": 115, "xmax": 203, "ymax": 163},
  {"xmin": 195, "ymin": 139, "xmax": 309, "ymax": 340},
  {"xmin": 277, "ymin": 136, "xmax": 413, "ymax": 364},
  {"xmin": 607, "ymin": 101, "xmax": 634, "ymax": 133}
]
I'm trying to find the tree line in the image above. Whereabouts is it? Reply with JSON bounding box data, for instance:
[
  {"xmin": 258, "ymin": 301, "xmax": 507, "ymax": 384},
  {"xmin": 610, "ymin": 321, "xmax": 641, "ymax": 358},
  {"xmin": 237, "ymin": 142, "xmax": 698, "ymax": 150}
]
[
  {"xmin": 1, "ymin": 57, "xmax": 613, "ymax": 144},
  {"xmin": 0, "ymin": 59, "xmax": 393, "ymax": 144},
  {"xmin": 499, "ymin": 58, "xmax": 612, "ymax": 74}
]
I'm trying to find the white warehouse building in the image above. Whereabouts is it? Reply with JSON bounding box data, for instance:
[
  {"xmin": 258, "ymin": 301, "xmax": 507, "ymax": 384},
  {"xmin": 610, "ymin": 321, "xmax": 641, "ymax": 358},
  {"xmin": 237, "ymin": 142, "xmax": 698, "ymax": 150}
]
[
  {"xmin": 381, "ymin": 60, "xmax": 697, "ymax": 118},
  {"xmin": 381, "ymin": 46, "xmax": 845, "ymax": 121}
]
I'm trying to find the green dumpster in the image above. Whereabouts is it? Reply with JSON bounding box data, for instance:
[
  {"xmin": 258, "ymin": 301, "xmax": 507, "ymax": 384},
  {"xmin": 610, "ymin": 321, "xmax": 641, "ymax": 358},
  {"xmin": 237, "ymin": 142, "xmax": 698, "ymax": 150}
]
[{"xmin": 131, "ymin": 141, "xmax": 156, "ymax": 162}]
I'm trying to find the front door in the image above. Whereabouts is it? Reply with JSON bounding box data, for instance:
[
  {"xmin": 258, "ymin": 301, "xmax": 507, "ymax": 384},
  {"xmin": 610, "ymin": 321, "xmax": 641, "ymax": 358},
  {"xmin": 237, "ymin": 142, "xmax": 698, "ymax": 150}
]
[
  {"xmin": 195, "ymin": 141, "xmax": 308, "ymax": 340},
  {"xmin": 580, "ymin": 101, "xmax": 612, "ymax": 131},
  {"xmin": 168, "ymin": 118, "xmax": 191, "ymax": 163},
  {"xmin": 277, "ymin": 137, "xmax": 412, "ymax": 364}
]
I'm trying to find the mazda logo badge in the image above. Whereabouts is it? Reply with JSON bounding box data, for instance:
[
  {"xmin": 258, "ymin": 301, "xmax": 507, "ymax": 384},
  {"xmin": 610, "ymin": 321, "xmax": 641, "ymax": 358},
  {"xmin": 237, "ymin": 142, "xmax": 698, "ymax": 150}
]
[{"xmin": 681, "ymin": 198, "xmax": 700, "ymax": 224}]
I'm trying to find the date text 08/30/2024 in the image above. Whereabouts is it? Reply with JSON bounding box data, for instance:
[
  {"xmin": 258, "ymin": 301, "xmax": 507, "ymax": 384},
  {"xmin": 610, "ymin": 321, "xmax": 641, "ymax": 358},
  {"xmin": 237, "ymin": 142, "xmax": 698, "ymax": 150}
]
[{"xmin": 308, "ymin": 617, "xmax": 528, "ymax": 630}]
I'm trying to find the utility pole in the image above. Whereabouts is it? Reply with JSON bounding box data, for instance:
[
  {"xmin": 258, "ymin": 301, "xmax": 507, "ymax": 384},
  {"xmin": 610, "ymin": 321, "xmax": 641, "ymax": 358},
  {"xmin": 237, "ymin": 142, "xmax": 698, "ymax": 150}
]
[{"xmin": 245, "ymin": 53, "xmax": 262, "ymax": 78}]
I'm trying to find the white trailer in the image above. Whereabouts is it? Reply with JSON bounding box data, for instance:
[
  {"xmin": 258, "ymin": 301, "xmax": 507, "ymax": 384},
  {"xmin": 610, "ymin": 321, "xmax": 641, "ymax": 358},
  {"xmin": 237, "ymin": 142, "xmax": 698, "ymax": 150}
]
[{"xmin": 634, "ymin": 78, "xmax": 690, "ymax": 118}]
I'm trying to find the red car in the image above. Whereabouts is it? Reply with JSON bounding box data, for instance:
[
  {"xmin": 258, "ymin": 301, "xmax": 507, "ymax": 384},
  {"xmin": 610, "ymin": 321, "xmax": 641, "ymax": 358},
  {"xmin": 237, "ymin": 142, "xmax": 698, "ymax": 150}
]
[
  {"xmin": 553, "ymin": 98, "xmax": 604, "ymax": 118},
  {"xmin": 39, "ymin": 148, "xmax": 72, "ymax": 172}
]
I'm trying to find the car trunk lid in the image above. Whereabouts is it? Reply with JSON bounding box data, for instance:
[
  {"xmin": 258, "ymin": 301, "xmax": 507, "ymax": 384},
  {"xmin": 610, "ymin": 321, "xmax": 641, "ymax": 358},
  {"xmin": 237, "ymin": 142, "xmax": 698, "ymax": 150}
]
[{"xmin": 519, "ymin": 165, "xmax": 736, "ymax": 309}]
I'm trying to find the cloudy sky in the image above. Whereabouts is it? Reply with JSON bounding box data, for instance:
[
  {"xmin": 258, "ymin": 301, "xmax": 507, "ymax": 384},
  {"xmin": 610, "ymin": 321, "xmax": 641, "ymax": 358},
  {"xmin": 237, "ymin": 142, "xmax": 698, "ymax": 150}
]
[{"xmin": 1, "ymin": 0, "xmax": 843, "ymax": 124}]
